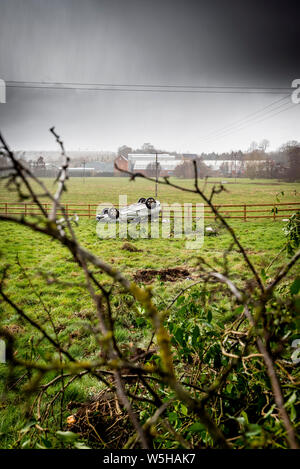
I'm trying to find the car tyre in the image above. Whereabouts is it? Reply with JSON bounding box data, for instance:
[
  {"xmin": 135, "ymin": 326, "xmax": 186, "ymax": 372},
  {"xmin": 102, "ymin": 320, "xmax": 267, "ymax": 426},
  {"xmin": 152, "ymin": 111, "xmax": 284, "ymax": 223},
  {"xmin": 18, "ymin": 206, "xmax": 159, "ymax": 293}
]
[
  {"xmin": 138, "ymin": 197, "xmax": 146, "ymax": 204},
  {"xmin": 108, "ymin": 207, "xmax": 119, "ymax": 219},
  {"xmin": 146, "ymin": 197, "xmax": 156, "ymax": 209}
]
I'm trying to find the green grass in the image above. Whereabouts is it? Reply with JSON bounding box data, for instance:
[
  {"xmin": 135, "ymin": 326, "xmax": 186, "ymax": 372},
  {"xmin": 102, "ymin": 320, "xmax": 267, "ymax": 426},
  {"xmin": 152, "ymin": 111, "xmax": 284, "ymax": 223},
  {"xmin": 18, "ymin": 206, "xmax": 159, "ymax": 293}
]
[
  {"xmin": 0, "ymin": 177, "xmax": 299, "ymax": 354},
  {"xmin": 0, "ymin": 217, "xmax": 297, "ymax": 355},
  {"xmin": 0, "ymin": 177, "xmax": 299, "ymax": 448},
  {"xmin": 1, "ymin": 176, "xmax": 299, "ymax": 205}
]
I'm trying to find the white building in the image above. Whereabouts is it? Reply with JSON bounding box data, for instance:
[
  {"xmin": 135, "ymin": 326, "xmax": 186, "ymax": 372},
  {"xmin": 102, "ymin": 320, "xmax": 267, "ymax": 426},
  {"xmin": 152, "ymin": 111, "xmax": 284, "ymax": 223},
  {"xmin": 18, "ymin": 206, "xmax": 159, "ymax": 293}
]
[
  {"xmin": 202, "ymin": 159, "xmax": 269, "ymax": 175},
  {"xmin": 127, "ymin": 153, "xmax": 179, "ymax": 174}
]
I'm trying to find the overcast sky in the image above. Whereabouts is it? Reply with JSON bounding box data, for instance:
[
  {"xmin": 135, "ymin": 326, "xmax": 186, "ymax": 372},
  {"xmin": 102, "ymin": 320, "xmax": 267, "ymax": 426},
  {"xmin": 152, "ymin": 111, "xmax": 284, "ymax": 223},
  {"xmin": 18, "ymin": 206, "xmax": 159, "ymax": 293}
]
[{"xmin": 0, "ymin": 0, "xmax": 299, "ymax": 152}]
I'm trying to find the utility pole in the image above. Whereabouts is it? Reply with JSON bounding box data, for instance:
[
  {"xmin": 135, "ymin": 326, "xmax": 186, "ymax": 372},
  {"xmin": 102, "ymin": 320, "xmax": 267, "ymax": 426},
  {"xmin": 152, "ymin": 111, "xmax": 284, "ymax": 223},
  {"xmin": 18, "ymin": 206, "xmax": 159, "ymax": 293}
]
[
  {"xmin": 235, "ymin": 153, "xmax": 237, "ymax": 184},
  {"xmin": 155, "ymin": 152, "xmax": 158, "ymax": 198}
]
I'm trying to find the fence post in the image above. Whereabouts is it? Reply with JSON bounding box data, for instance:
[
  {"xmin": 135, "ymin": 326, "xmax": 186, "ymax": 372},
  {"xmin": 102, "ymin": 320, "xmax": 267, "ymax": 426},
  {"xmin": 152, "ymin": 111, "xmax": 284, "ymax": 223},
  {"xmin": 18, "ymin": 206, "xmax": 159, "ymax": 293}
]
[
  {"xmin": 24, "ymin": 204, "xmax": 27, "ymax": 216},
  {"xmin": 273, "ymin": 205, "xmax": 276, "ymax": 221},
  {"xmin": 88, "ymin": 204, "xmax": 91, "ymax": 218},
  {"xmin": 5, "ymin": 202, "xmax": 7, "ymax": 216},
  {"xmin": 244, "ymin": 204, "xmax": 247, "ymax": 222}
]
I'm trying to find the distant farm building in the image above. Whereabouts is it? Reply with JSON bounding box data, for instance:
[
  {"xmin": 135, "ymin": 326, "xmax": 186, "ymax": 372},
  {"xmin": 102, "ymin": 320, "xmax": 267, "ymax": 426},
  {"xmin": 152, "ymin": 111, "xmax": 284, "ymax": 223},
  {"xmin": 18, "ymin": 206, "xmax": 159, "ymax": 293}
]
[
  {"xmin": 67, "ymin": 167, "xmax": 95, "ymax": 177},
  {"xmin": 115, "ymin": 153, "xmax": 181, "ymax": 177},
  {"xmin": 63, "ymin": 162, "xmax": 114, "ymax": 177},
  {"xmin": 202, "ymin": 159, "xmax": 270, "ymax": 177},
  {"xmin": 182, "ymin": 153, "xmax": 198, "ymax": 160},
  {"xmin": 202, "ymin": 160, "xmax": 244, "ymax": 175},
  {"xmin": 85, "ymin": 161, "xmax": 114, "ymax": 176}
]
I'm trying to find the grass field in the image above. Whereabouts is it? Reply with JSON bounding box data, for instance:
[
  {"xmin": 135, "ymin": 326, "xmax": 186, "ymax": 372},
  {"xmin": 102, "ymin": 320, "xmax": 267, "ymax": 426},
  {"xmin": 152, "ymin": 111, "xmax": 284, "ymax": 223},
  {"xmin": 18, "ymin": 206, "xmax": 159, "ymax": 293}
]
[
  {"xmin": 0, "ymin": 177, "xmax": 299, "ymax": 448},
  {"xmin": 0, "ymin": 176, "xmax": 299, "ymax": 205},
  {"xmin": 0, "ymin": 177, "xmax": 299, "ymax": 282},
  {"xmin": 0, "ymin": 177, "xmax": 299, "ymax": 329}
]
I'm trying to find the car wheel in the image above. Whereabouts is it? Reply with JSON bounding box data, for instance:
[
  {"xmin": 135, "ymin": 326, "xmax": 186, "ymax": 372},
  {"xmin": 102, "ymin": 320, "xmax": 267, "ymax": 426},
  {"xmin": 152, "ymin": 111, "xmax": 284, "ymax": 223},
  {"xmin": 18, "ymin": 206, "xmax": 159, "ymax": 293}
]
[
  {"xmin": 146, "ymin": 197, "xmax": 156, "ymax": 209},
  {"xmin": 108, "ymin": 207, "xmax": 119, "ymax": 219},
  {"xmin": 102, "ymin": 208, "xmax": 109, "ymax": 215},
  {"xmin": 138, "ymin": 197, "xmax": 146, "ymax": 204}
]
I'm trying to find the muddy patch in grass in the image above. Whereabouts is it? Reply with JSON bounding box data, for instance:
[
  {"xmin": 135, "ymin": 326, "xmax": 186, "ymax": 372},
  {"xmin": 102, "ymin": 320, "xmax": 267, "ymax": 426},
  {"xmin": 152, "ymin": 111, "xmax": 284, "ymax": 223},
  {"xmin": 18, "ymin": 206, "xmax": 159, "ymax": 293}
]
[
  {"xmin": 133, "ymin": 267, "xmax": 191, "ymax": 283},
  {"xmin": 3, "ymin": 324, "xmax": 25, "ymax": 335},
  {"xmin": 121, "ymin": 242, "xmax": 143, "ymax": 252},
  {"xmin": 66, "ymin": 390, "xmax": 133, "ymax": 448}
]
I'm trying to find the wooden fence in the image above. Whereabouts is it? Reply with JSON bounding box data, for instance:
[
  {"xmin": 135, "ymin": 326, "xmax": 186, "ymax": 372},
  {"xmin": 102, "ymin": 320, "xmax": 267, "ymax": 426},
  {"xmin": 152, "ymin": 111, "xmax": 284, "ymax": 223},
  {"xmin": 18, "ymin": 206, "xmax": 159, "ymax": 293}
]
[{"xmin": 0, "ymin": 201, "xmax": 299, "ymax": 221}]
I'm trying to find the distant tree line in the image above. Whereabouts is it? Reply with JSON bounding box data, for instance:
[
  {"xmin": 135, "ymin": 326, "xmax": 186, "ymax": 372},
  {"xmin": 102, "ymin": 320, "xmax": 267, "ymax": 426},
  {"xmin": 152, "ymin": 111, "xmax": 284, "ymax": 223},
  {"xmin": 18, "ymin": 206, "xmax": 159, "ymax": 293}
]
[{"xmin": 118, "ymin": 140, "xmax": 300, "ymax": 181}]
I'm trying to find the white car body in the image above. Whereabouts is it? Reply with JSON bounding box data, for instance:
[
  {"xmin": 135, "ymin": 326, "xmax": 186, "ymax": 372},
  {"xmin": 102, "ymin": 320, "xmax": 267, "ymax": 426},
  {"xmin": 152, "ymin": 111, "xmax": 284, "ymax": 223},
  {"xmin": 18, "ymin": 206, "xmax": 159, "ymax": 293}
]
[{"xmin": 96, "ymin": 199, "xmax": 161, "ymax": 222}]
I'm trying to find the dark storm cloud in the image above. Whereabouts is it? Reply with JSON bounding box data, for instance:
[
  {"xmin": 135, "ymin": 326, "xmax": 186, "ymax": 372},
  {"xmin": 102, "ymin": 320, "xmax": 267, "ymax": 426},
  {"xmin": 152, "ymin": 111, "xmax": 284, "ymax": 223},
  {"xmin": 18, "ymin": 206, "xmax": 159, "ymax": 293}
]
[
  {"xmin": 212, "ymin": 0, "xmax": 300, "ymax": 84},
  {"xmin": 0, "ymin": 0, "xmax": 299, "ymax": 151},
  {"xmin": 1, "ymin": 0, "xmax": 298, "ymax": 83}
]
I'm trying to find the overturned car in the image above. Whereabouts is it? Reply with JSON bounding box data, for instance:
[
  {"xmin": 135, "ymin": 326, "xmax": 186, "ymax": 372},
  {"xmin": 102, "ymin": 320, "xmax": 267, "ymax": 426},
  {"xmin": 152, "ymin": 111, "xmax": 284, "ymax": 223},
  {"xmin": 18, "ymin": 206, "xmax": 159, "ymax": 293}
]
[{"xmin": 96, "ymin": 197, "xmax": 161, "ymax": 222}]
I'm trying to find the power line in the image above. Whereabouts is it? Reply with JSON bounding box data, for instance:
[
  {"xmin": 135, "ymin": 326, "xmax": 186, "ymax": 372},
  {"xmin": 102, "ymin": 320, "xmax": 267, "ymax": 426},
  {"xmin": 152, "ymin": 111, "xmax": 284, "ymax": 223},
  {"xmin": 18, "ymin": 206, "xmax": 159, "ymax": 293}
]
[
  {"xmin": 7, "ymin": 80, "xmax": 291, "ymax": 90},
  {"xmin": 202, "ymin": 102, "xmax": 295, "ymax": 144},
  {"xmin": 201, "ymin": 102, "xmax": 297, "ymax": 145},
  {"xmin": 6, "ymin": 80, "xmax": 291, "ymax": 95},
  {"xmin": 198, "ymin": 96, "xmax": 290, "ymax": 141},
  {"xmin": 199, "ymin": 97, "xmax": 292, "ymax": 143},
  {"xmin": 4, "ymin": 79, "xmax": 296, "ymax": 147}
]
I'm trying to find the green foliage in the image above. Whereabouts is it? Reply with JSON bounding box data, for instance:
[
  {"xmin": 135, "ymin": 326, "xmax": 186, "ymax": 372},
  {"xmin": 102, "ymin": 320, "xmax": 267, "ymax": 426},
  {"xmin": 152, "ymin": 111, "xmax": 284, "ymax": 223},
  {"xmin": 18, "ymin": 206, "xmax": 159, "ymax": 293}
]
[{"xmin": 283, "ymin": 211, "xmax": 300, "ymax": 255}]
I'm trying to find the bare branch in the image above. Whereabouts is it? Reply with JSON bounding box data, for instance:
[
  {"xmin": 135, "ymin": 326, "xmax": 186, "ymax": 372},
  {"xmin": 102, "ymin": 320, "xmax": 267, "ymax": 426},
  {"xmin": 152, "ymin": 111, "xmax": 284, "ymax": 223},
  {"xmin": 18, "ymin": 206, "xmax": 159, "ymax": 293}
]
[{"xmin": 49, "ymin": 127, "xmax": 70, "ymax": 221}]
